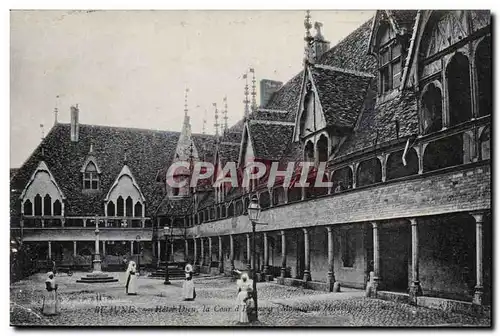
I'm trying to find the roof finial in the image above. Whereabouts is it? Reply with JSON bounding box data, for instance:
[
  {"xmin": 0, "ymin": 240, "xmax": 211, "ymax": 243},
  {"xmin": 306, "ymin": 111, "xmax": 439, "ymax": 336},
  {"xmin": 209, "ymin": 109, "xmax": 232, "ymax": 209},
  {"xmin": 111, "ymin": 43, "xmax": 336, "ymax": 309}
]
[
  {"xmin": 54, "ymin": 95, "xmax": 60, "ymax": 124},
  {"xmin": 223, "ymin": 96, "xmax": 229, "ymax": 132},
  {"xmin": 89, "ymin": 138, "xmax": 95, "ymax": 154},
  {"xmin": 202, "ymin": 109, "xmax": 207, "ymax": 135},
  {"xmin": 249, "ymin": 68, "xmax": 257, "ymax": 111},
  {"xmin": 213, "ymin": 103, "xmax": 219, "ymax": 137},
  {"xmin": 40, "ymin": 124, "xmax": 45, "ymax": 140},
  {"xmin": 184, "ymin": 88, "xmax": 189, "ymax": 116},
  {"xmin": 304, "ymin": 10, "xmax": 315, "ymax": 65},
  {"xmin": 243, "ymin": 72, "xmax": 250, "ymax": 120},
  {"xmin": 124, "ymin": 149, "xmax": 128, "ymax": 165}
]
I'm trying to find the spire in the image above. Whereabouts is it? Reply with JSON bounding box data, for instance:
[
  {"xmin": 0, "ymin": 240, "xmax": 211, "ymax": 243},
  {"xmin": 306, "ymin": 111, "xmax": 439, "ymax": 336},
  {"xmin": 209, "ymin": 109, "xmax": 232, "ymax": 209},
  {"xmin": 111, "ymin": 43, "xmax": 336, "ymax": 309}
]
[
  {"xmin": 243, "ymin": 72, "xmax": 250, "ymax": 120},
  {"xmin": 223, "ymin": 96, "xmax": 229, "ymax": 132},
  {"xmin": 54, "ymin": 95, "xmax": 60, "ymax": 124},
  {"xmin": 184, "ymin": 88, "xmax": 189, "ymax": 117},
  {"xmin": 202, "ymin": 109, "xmax": 207, "ymax": 135},
  {"xmin": 213, "ymin": 103, "xmax": 219, "ymax": 137},
  {"xmin": 249, "ymin": 68, "xmax": 257, "ymax": 111},
  {"xmin": 40, "ymin": 124, "xmax": 45, "ymax": 140},
  {"xmin": 303, "ymin": 10, "xmax": 315, "ymax": 65},
  {"xmin": 123, "ymin": 148, "xmax": 128, "ymax": 165}
]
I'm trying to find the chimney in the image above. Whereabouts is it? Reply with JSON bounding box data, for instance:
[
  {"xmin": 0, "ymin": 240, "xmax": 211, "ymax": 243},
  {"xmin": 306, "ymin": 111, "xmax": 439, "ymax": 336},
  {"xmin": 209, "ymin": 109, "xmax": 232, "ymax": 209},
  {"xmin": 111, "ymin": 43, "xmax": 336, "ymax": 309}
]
[
  {"xmin": 70, "ymin": 105, "xmax": 79, "ymax": 142},
  {"xmin": 313, "ymin": 22, "xmax": 330, "ymax": 60},
  {"xmin": 260, "ymin": 79, "xmax": 283, "ymax": 107}
]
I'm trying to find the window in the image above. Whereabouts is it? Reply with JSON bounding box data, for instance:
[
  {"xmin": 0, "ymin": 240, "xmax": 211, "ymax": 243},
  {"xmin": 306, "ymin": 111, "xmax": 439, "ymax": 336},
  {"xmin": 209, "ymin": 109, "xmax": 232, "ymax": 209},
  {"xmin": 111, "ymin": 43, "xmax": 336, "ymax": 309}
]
[
  {"xmin": 341, "ymin": 229, "xmax": 355, "ymax": 268},
  {"xmin": 377, "ymin": 24, "xmax": 401, "ymax": 94},
  {"xmin": 83, "ymin": 161, "xmax": 99, "ymax": 190}
]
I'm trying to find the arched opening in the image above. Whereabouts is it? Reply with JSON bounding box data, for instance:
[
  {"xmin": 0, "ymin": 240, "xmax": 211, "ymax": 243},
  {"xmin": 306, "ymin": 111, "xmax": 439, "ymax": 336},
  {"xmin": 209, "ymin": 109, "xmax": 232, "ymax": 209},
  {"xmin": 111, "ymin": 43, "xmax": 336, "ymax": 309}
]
[
  {"xmin": 134, "ymin": 202, "xmax": 143, "ymax": 218},
  {"xmin": 357, "ymin": 158, "xmax": 382, "ymax": 187},
  {"xmin": 216, "ymin": 206, "xmax": 221, "ymax": 219},
  {"xmin": 273, "ymin": 187, "xmax": 285, "ymax": 205},
  {"xmin": 480, "ymin": 126, "xmax": 491, "ymax": 160},
  {"xmin": 386, "ymin": 148, "xmax": 419, "ymax": 180},
  {"xmin": 228, "ymin": 203, "xmax": 234, "ymax": 217},
  {"xmin": 235, "ymin": 200, "xmax": 243, "ymax": 216},
  {"xmin": 205, "ymin": 209, "xmax": 210, "ymax": 221},
  {"xmin": 34, "ymin": 194, "xmax": 42, "ymax": 216},
  {"xmin": 125, "ymin": 197, "xmax": 133, "ymax": 217},
  {"xmin": 259, "ymin": 191, "xmax": 271, "ymax": 209},
  {"xmin": 423, "ymin": 134, "xmax": 463, "ymax": 172},
  {"xmin": 476, "ymin": 36, "xmax": 492, "ymax": 117},
  {"xmin": 447, "ymin": 53, "xmax": 472, "ymax": 126},
  {"xmin": 317, "ymin": 135, "xmax": 328, "ymax": 163},
  {"xmin": 304, "ymin": 141, "xmax": 315, "ymax": 162},
  {"xmin": 310, "ymin": 172, "xmax": 329, "ymax": 197},
  {"xmin": 288, "ymin": 187, "xmax": 301, "ymax": 203},
  {"xmin": 23, "ymin": 200, "xmax": 33, "ymax": 216},
  {"xmin": 107, "ymin": 201, "xmax": 115, "ymax": 217},
  {"xmin": 116, "ymin": 196, "xmax": 124, "ymax": 217},
  {"xmin": 53, "ymin": 200, "xmax": 62, "ymax": 216},
  {"xmin": 200, "ymin": 211, "xmax": 205, "ymax": 223},
  {"xmin": 421, "ymin": 83, "xmax": 443, "ymax": 134},
  {"xmin": 221, "ymin": 204, "xmax": 227, "ymax": 218},
  {"xmin": 331, "ymin": 166, "xmax": 353, "ymax": 192},
  {"xmin": 243, "ymin": 197, "xmax": 250, "ymax": 215},
  {"xmin": 210, "ymin": 207, "xmax": 215, "ymax": 220},
  {"xmin": 43, "ymin": 194, "xmax": 52, "ymax": 216}
]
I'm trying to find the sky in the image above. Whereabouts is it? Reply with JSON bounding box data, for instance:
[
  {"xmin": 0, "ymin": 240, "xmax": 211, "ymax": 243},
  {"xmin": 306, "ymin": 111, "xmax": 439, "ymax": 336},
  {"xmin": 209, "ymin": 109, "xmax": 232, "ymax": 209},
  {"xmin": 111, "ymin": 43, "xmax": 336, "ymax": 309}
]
[{"xmin": 10, "ymin": 10, "xmax": 375, "ymax": 168}]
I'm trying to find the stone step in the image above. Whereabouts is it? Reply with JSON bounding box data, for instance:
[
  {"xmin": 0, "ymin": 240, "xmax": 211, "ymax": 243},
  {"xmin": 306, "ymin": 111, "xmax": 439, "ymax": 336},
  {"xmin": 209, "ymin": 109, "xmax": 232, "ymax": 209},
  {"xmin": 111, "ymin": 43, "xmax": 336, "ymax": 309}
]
[{"xmin": 76, "ymin": 277, "xmax": 119, "ymax": 283}]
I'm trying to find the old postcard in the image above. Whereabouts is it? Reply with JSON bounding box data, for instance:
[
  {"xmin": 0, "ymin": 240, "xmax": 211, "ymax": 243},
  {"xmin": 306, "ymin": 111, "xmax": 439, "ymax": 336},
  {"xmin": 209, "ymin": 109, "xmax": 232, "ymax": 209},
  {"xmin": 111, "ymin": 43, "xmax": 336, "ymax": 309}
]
[{"xmin": 9, "ymin": 9, "xmax": 492, "ymax": 327}]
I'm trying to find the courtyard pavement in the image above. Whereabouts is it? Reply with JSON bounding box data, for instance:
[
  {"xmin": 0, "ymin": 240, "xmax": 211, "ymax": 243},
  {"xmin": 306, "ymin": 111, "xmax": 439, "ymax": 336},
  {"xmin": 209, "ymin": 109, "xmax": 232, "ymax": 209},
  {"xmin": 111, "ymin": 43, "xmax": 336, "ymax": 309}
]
[{"xmin": 10, "ymin": 272, "xmax": 491, "ymax": 327}]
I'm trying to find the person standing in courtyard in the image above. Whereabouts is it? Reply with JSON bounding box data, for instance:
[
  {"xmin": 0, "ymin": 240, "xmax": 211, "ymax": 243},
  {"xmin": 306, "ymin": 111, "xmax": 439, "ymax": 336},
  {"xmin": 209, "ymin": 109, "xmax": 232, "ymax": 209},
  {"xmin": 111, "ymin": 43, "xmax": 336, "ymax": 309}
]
[
  {"xmin": 125, "ymin": 260, "xmax": 138, "ymax": 295},
  {"xmin": 182, "ymin": 263, "xmax": 196, "ymax": 301},
  {"xmin": 42, "ymin": 271, "xmax": 59, "ymax": 316},
  {"xmin": 236, "ymin": 273, "xmax": 253, "ymax": 324}
]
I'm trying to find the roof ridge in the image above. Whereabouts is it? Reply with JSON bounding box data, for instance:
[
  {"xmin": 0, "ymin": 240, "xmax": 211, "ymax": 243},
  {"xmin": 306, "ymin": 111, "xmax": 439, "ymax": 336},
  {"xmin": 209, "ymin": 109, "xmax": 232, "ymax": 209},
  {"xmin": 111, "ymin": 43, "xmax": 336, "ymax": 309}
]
[
  {"xmin": 249, "ymin": 119, "xmax": 295, "ymax": 126},
  {"xmin": 256, "ymin": 108, "xmax": 288, "ymax": 113},
  {"xmin": 76, "ymin": 123, "xmax": 181, "ymax": 134},
  {"xmin": 313, "ymin": 64, "xmax": 375, "ymax": 78}
]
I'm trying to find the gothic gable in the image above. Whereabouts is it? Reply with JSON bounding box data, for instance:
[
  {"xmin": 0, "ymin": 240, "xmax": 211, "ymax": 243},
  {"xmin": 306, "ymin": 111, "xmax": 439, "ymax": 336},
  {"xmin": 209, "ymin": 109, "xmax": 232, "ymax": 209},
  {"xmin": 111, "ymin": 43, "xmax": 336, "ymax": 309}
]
[{"xmin": 105, "ymin": 165, "xmax": 145, "ymax": 204}]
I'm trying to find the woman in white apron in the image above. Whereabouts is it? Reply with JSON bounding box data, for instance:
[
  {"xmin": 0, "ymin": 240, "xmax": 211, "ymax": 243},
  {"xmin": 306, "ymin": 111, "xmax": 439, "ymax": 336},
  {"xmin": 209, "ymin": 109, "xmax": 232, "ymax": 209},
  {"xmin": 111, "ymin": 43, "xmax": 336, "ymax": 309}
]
[
  {"xmin": 125, "ymin": 261, "xmax": 138, "ymax": 295},
  {"xmin": 182, "ymin": 263, "xmax": 196, "ymax": 301},
  {"xmin": 236, "ymin": 273, "xmax": 253, "ymax": 324},
  {"xmin": 42, "ymin": 271, "xmax": 60, "ymax": 316}
]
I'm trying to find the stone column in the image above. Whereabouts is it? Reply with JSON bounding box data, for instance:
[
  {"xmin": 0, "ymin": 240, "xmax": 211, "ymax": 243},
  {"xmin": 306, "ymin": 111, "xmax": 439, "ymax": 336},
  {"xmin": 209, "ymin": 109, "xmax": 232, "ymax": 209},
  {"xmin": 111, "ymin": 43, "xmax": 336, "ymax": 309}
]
[
  {"xmin": 409, "ymin": 218, "xmax": 422, "ymax": 303},
  {"xmin": 208, "ymin": 237, "xmax": 213, "ymax": 266},
  {"xmin": 83, "ymin": 219, "xmax": 87, "ymax": 228},
  {"xmin": 73, "ymin": 241, "xmax": 77, "ymax": 257},
  {"xmin": 263, "ymin": 232, "xmax": 269, "ymax": 276},
  {"xmin": 218, "ymin": 236, "xmax": 223, "ymax": 273},
  {"xmin": 229, "ymin": 234, "xmax": 235, "ymax": 271},
  {"xmin": 280, "ymin": 230, "xmax": 286, "ymax": 280},
  {"xmin": 48, "ymin": 241, "xmax": 52, "ymax": 260},
  {"xmin": 303, "ymin": 228, "xmax": 311, "ymax": 282},
  {"xmin": 246, "ymin": 233, "xmax": 251, "ymax": 271},
  {"xmin": 326, "ymin": 226, "xmax": 337, "ymax": 291},
  {"xmin": 472, "ymin": 212, "xmax": 484, "ymax": 305},
  {"xmin": 157, "ymin": 240, "xmax": 161, "ymax": 260},
  {"xmin": 283, "ymin": 188, "xmax": 288, "ymax": 204},
  {"xmin": 200, "ymin": 238, "xmax": 205, "ymax": 267},
  {"xmin": 371, "ymin": 222, "xmax": 380, "ymax": 294},
  {"xmin": 130, "ymin": 241, "xmax": 134, "ymax": 255},
  {"xmin": 184, "ymin": 239, "xmax": 189, "ymax": 261},
  {"xmin": 170, "ymin": 240, "xmax": 174, "ymax": 262}
]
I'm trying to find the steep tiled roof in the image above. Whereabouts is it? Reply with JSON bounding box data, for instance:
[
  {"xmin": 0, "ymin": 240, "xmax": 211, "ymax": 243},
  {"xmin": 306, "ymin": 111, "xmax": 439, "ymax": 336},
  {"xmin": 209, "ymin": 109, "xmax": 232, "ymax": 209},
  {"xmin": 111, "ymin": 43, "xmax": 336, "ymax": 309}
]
[
  {"xmin": 311, "ymin": 65, "xmax": 374, "ymax": 129},
  {"xmin": 318, "ymin": 18, "xmax": 377, "ymax": 74},
  {"xmin": 248, "ymin": 121, "xmax": 295, "ymax": 161},
  {"xmin": 264, "ymin": 72, "xmax": 303, "ymax": 118},
  {"xmin": 218, "ymin": 143, "xmax": 240, "ymax": 166},
  {"xmin": 336, "ymin": 89, "xmax": 419, "ymax": 158},
  {"xmin": 388, "ymin": 10, "xmax": 418, "ymax": 34},
  {"xmin": 156, "ymin": 197, "xmax": 193, "ymax": 216},
  {"xmin": 248, "ymin": 108, "xmax": 293, "ymax": 123},
  {"xmin": 192, "ymin": 133, "xmax": 217, "ymax": 163},
  {"xmin": 11, "ymin": 123, "xmax": 179, "ymax": 217}
]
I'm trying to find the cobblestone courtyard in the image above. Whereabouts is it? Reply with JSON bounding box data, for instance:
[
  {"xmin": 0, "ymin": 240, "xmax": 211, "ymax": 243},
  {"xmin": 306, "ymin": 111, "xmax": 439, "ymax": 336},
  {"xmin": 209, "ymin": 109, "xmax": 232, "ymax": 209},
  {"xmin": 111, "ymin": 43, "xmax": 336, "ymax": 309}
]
[{"xmin": 10, "ymin": 272, "xmax": 491, "ymax": 327}]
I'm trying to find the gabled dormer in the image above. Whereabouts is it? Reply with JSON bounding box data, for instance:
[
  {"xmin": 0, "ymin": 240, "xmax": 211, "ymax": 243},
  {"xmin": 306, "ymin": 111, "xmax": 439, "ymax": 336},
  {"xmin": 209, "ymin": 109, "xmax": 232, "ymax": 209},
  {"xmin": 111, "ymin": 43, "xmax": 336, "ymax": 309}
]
[
  {"xmin": 80, "ymin": 141, "xmax": 101, "ymax": 191},
  {"xmin": 104, "ymin": 165, "xmax": 146, "ymax": 218}
]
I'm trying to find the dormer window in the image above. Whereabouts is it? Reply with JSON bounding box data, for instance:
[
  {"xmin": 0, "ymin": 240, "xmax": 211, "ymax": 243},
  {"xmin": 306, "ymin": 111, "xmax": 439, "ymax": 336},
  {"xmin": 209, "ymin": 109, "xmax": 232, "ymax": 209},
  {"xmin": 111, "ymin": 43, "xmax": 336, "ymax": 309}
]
[
  {"xmin": 83, "ymin": 161, "xmax": 99, "ymax": 190},
  {"xmin": 377, "ymin": 23, "xmax": 402, "ymax": 94}
]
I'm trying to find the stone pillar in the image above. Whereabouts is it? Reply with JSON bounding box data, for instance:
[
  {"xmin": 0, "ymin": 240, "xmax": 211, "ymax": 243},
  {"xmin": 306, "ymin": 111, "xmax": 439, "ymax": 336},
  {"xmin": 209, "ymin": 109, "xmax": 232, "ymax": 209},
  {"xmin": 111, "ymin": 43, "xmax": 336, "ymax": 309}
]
[
  {"xmin": 268, "ymin": 190, "xmax": 274, "ymax": 208},
  {"xmin": 280, "ymin": 230, "xmax": 286, "ymax": 280},
  {"xmin": 193, "ymin": 238, "xmax": 198, "ymax": 265},
  {"xmin": 218, "ymin": 236, "xmax": 223, "ymax": 273},
  {"xmin": 371, "ymin": 222, "xmax": 380, "ymax": 294},
  {"xmin": 102, "ymin": 241, "xmax": 106, "ymax": 256},
  {"xmin": 246, "ymin": 233, "xmax": 251, "ymax": 271},
  {"xmin": 263, "ymin": 232, "xmax": 269, "ymax": 276},
  {"xmin": 157, "ymin": 240, "xmax": 161, "ymax": 260},
  {"xmin": 472, "ymin": 212, "xmax": 484, "ymax": 305},
  {"xmin": 130, "ymin": 241, "xmax": 133, "ymax": 256},
  {"xmin": 283, "ymin": 187, "xmax": 288, "ymax": 204},
  {"xmin": 303, "ymin": 228, "xmax": 311, "ymax": 282},
  {"xmin": 379, "ymin": 154, "xmax": 388, "ymax": 183},
  {"xmin": 184, "ymin": 239, "xmax": 189, "ymax": 261},
  {"xmin": 170, "ymin": 240, "xmax": 174, "ymax": 261},
  {"xmin": 83, "ymin": 219, "xmax": 87, "ymax": 228},
  {"xmin": 409, "ymin": 218, "xmax": 422, "ymax": 303},
  {"xmin": 326, "ymin": 226, "xmax": 337, "ymax": 291},
  {"xmin": 48, "ymin": 241, "xmax": 52, "ymax": 260},
  {"xmin": 208, "ymin": 237, "xmax": 213, "ymax": 265},
  {"xmin": 229, "ymin": 234, "xmax": 235, "ymax": 271},
  {"xmin": 200, "ymin": 238, "xmax": 205, "ymax": 267},
  {"xmin": 73, "ymin": 241, "xmax": 77, "ymax": 257}
]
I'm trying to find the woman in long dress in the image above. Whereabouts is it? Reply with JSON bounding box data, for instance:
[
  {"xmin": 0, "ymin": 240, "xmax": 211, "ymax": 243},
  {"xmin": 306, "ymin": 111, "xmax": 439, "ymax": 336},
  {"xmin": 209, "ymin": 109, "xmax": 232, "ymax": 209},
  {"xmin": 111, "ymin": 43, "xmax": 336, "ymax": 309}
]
[
  {"xmin": 182, "ymin": 263, "xmax": 196, "ymax": 301},
  {"xmin": 125, "ymin": 261, "xmax": 138, "ymax": 295},
  {"xmin": 236, "ymin": 273, "xmax": 253, "ymax": 324},
  {"xmin": 42, "ymin": 271, "xmax": 59, "ymax": 316}
]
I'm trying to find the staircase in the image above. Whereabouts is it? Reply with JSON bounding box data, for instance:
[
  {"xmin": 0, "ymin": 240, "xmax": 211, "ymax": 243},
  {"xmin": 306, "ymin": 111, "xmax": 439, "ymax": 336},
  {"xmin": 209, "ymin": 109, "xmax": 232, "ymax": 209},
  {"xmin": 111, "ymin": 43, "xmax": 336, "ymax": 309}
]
[{"xmin": 148, "ymin": 261, "xmax": 193, "ymax": 279}]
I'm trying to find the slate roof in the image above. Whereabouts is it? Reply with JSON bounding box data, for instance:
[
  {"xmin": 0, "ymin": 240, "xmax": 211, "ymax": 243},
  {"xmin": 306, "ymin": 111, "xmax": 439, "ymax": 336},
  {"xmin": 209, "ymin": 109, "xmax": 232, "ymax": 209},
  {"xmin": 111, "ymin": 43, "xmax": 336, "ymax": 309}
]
[
  {"xmin": 11, "ymin": 123, "xmax": 179, "ymax": 217},
  {"xmin": 310, "ymin": 65, "xmax": 374, "ymax": 129},
  {"xmin": 247, "ymin": 121, "xmax": 295, "ymax": 161},
  {"xmin": 387, "ymin": 10, "xmax": 418, "ymax": 34},
  {"xmin": 156, "ymin": 197, "xmax": 193, "ymax": 216},
  {"xmin": 335, "ymin": 88, "xmax": 419, "ymax": 159},
  {"xmin": 192, "ymin": 133, "xmax": 217, "ymax": 163},
  {"xmin": 264, "ymin": 72, "xmax": 303, "ymax": 118},
  {"xmin": 317, "ymin": 18, "xmax": 378, "ymax": 75},
  {"xmin": 218, "ymin": 142, "xmax": 240, "ymax": 166}
]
